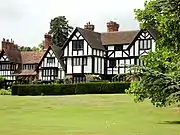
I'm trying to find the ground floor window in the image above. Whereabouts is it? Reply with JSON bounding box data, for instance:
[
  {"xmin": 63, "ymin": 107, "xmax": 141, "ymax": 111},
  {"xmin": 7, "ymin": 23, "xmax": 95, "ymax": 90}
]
[
  {"xmin": 42, "ymin": 68, "xmax": 58, "ymax": 77},
  {"xmin": 73, "ymin": 76, "xmax": 86, "ymax": 83}
]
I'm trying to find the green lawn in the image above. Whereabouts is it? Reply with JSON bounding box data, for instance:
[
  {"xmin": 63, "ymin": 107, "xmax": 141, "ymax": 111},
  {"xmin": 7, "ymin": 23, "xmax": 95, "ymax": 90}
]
[{"xmin": 0, "ymin": 94, "xmax": 180, "ymax": 135}]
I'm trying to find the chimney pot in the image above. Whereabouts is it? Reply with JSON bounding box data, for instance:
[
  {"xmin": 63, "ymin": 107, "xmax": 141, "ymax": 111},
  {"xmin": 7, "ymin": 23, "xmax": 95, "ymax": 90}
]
[
  {"xmin": 107, "ymin": 21, "xmax": 119, "ymax": 32},
  {"xmin": 84, "ymin": 22, "xmax": 95, "ymax": 31}
]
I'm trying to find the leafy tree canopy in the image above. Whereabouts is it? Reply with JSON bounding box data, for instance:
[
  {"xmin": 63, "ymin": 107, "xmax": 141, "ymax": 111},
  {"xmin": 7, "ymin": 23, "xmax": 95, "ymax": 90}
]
[
  {"xmin": 126, "ymin": 0, "xmax": 180, "ymax": 107},
  {"xmin": 49, "ymin": 16, "xmax": 73, "ymax": 47},
  {"xmin": 19, "ymin": 41, "xmax": 44, "ymax": 52},
  {"xmin": 20, "ymin": 46, "xmax": 40, "ymax": 52}
]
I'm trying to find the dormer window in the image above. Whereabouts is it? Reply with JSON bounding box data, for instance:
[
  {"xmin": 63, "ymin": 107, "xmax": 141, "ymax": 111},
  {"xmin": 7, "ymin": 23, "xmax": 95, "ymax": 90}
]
[
  {"xmin": 72, "ymin": 40, "xmax": 84, "ymax": 51},
  {"xmin": 47, "ymin": 57, "xmax": 55, "ymax": 63}
]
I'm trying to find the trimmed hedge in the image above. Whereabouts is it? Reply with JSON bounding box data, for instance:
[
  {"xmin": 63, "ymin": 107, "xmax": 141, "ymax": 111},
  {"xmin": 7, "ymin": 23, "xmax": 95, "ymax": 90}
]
[
  {"xmin": 75, "ymin": 82, "xmax": 130, "ymax": 94},
  {"xmin": 12, "ymin": 82, "xmax": 130, "ymax": 96},
  {"xmin": 12, "ymin": 84, "xmax": 76, "ymax": 96}
]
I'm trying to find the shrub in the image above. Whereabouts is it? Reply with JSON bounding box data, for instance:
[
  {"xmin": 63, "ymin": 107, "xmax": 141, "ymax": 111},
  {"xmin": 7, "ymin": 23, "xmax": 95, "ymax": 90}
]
[
  {"xmin": 53, "ymin": 84, "xmax": 76, "ymax": 95},
  {"xmin": 12, "ymin": 82, "xmax": 130, "ymax": 96},
  {"xmin": 75, "ymin": 82, "xmax": 130, "ymax": 94},
  {"xmin": 12, "ymin": 84, "xmax": 76, "ymax": 96},
  {"xmin": 0, "ymin": 89, "xmax": 12, "ymax": 95},
  {"xmin": 0, "ymin": 76, "xmax": 6, "ymax": 89}
]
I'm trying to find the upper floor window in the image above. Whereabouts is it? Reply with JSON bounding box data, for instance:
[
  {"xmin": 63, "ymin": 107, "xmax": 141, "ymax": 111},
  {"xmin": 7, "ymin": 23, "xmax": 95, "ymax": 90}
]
[
  {"xmin": 72, "ymin": 40, "xmax": 84, "ymax": 51},
  {"xmin": 73, "ymin": 57, "xmax": 87, "ymax": 66},
  {"xmin": 23, "ymin": 64, "xmax": 37, "ymax": 70},
  {"xmin": 47, "ymin": 57, "xmax": 55, "ymax": 63},
  {"xmin": 0, "ymin": 64, "xmax": 11, "ymax": 70},
  {"xmin": 115, "ymin": 46, "xmax": 123, "ymax": 51},
  {"xmin": 139, "ymin": 40, "xmax": 150, "ymax": 50},
  {"xmin": 109, "ymin": 59, "xmax": 116, "ymax": 68}
]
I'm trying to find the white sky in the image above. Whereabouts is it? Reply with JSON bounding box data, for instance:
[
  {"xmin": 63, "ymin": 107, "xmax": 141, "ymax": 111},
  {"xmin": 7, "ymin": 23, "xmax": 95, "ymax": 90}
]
[{"xmin": 0, "ymin": 0, "xmax": 145, "ymax": 47}]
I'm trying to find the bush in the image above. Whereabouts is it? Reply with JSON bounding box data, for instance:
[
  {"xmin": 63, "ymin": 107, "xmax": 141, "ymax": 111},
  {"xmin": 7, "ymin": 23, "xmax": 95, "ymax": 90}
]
[
  {"xmin": 0, "ymin": 89, "xmax": 12, "ymax": 95},
  {"xmin": 75, "ymin": 82, "xmax": 130, "ymax": 94},
  {"xmin": 12, "ymin": 82, "xmax": 130, "ymax": 96},
  {"xmin": 12, "ymin": 84, "xmax": 76, "ymax": 96},
  {"xmin": 0, "ymin": 76, "xmax": 6, "ymax": 89},
  {"xmin": 53, "ymin": 84, "xmax": 76, "ymax": 95}
]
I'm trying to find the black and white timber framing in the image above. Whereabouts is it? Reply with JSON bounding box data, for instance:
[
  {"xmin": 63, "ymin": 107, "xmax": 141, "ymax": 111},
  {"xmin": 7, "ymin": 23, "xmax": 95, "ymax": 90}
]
[
  {"xmin": 0, "ymin": 25, "xmax": 157, "ymax": 84},
  {"xmin": 0, "ymin": 50, "xmax": 16, "ymax": 85},
  {"xmin": 38, "ymin": 47, "xmax": 65, "ymax": 81},
  {"xmin": 62, "ymin": 28, "xmax": 106, "ymax": 83},
  {"xmin": 62, "ymin": 28, "xmax": 157, "ymax": 82},
  {"xmin": 106, "ymin": 30, "xmax": 156, "ymax": 76}
]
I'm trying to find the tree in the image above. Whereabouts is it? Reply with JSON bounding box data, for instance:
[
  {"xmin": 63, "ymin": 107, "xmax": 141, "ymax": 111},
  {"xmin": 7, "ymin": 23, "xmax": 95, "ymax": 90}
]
[
  {"xmin": 20, "ymin": 46, "xmax": 40, "ymax": 51},
  {"xmin": 126, "ymin": 0, "xmax": 180, "ymax": 107},
  {"xmin": 20, "ymin": 46, "xmax": 32, "ymax": 51},
  {"xmin": 38, "ymin": 41, "xmax": 44, "ymax": 50},
  {"xmin": 49, "ymin": 16, "xmax": 73, "ymax": 47}
]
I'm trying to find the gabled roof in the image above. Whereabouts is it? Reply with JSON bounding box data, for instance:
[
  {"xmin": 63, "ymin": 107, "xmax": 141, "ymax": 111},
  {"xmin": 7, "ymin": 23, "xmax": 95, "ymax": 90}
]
[
  {"xmin": 62, "ymin": 27, "xmax": 142, "ymax": 51},
  {"xmin": 21, "ymin": 51, "xmax": 46, "ymax": 64},
  {"xmin": 146, "ymin": 26, "xmax": 159, "ymax": 40},
  {"xmin": 127, "ymin": 27, "xmax": 159, "ymax": 50},
  {"xmin": 51, "ymin": 45, "xmax": 65, "ymax": 70},
  {"xmin": 101, "ymin": 30, "xmax": 140, "ymax": 45},
  {"xmin": 77, "ymin": 27, "xmax": 105, "ymax": 50},
  {"xmin": 1, "ymin": 48, "xmax": 22, "ymax": 63},
  {"xmin": 36, "ymin": 45, "xmax": 65, "ymax": 70}
]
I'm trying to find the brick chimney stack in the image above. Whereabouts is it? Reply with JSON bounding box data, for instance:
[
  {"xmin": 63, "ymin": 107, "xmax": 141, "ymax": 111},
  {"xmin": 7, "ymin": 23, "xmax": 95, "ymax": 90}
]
[
  {"xmin": 1, "ymin": 38, "xmax": 18, "ymax": 50},
  {"xmin": 107, "ymin": 21, "xmax": 119, "ymax": 32},
  {"xmin": 2, "ymin": 38, "xmax": 7, "ymax": 49},
  {"xmin": 44, "ymin": 33, "xmax": 52, "ymax": 50},
  {"xmin": 84, "ymin": 22, "xmax": 95, "ymax": 31}
]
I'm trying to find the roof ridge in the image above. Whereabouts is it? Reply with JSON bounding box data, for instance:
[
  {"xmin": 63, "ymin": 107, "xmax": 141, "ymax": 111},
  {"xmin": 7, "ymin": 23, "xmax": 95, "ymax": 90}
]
[
  {"xmin": 76, "ymin": 27, "xmax": 101, "ymax": 34},
  {"xmin": 101, "ymin": 30, "xmax": 140, "ymax": 34}
]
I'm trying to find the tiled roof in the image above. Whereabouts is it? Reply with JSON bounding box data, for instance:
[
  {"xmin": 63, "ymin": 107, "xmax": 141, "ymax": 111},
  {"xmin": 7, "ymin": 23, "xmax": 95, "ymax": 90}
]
[
  {"xmin": 51, "ymin": 45, "xmax": 65, "ymax": 70},
  {"xmin": 3, "ymin": 48, "xmax": 22, "ymax": 63},
  {"xmin": 75, "ymin": 27, "xmax": 140, "ymax": 49},
  {"xmin": 77, "ymin": 27, "xmax": 105, "ymax": 50},
  {"xmin": 21, "ymin": 51, "xmax": 46, "ymax": 64},
  {"xmin": 101, "ymin": 30, "xmax": 140, "ymax": 45},
  {"xmin": 13, "ymin": 70, "xmax": 37, "ymax": 76}
]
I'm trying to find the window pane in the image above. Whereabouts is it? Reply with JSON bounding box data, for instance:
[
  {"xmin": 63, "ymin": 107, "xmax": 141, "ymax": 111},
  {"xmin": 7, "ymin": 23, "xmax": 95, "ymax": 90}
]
[
  {"xmin": 84, "ymin": 57, "xmax": 87, "ymax": 65},
  {"xmin": 77, "ymin": 58, "xmax": 80, "ymax": 65},
  {"xmin": 109, "ymin": 60, "xmax": 116, "ymax": 68},
  {"xmin": 47, "ymin": 57, "xmax": 55, "ymax": 63},
  {"xmin": 72, "ymin": 40, "xmax": 83, "ymax": 50},
  {"xmin": 144, "ymin": 40, "xmax": 147, "ymax": 49},
  {"xmin": 73, "ymin": 58, "xmax": 76, "ymax": 65},
  {"xmin": 140, "ymin": 40, "xmax": 143, "ymax": 49},
  {"xmin": 80, "ymin": 58, "xmax": 82, "ymax": 65}
]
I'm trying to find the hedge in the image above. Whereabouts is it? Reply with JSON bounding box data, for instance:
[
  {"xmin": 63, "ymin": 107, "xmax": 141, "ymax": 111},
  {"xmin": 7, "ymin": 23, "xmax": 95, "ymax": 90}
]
[
  {"xmin": 12, "ymin": 84, "xmax": 76, "ymax": 96},
  {"xmin": 11, "ymin": 82, "xmax": 130, "ymax": 96},
  {"xmin": 75, "ymin": 82, "xmax": 130, "ymax": 94},
  {"xmin": 0, "ymin": 76, "xmax": 6, "ymax": 89}
]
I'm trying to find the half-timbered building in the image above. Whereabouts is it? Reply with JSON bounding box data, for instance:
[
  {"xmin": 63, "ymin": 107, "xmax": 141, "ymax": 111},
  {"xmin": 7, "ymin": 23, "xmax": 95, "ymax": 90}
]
[
  {"xmin": 0, "ymin": 33, "xmax": 65, "ymax": 86},
  {"xmin": 62, "ymin": 21, "xmax": 158, "ymax": 82},
  {"xmin": 37, "ymin": 43, "xmax": 65, "ymax": 81},
  {"xmin": 62, "ymin": 23, "xmax": 106, "ymax": 83},
  {"xmin": 0, "ymin": 21, "xmax": 158, "ymax": 85}
]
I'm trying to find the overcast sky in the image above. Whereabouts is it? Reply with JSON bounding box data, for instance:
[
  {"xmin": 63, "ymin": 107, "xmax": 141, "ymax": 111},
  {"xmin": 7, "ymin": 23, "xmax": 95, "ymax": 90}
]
[{"xmin": 0, "ymin": 0, "xmax": 145, "ymax": 47}]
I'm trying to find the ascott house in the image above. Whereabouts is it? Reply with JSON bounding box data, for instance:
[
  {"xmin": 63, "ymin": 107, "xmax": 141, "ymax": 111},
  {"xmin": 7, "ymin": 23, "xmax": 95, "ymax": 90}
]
[{"xmin": 0, "ymin": 21, "xmax": 157, "ymax": 85}]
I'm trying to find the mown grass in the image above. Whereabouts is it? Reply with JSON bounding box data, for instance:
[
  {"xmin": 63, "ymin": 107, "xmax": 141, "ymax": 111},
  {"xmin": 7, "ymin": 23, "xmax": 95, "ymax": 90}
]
[{"xmin": 0, "ymin": 94, "xmax": 180, "ymax": 135}]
